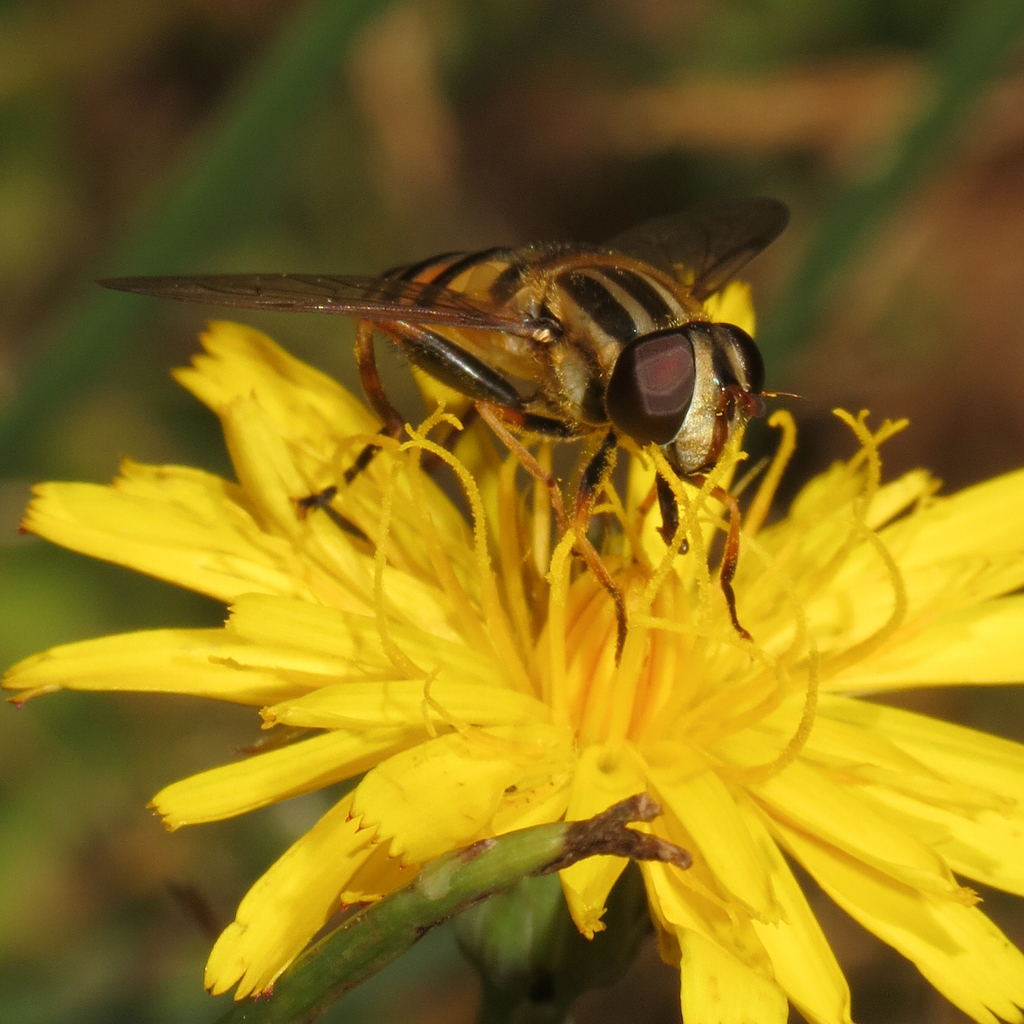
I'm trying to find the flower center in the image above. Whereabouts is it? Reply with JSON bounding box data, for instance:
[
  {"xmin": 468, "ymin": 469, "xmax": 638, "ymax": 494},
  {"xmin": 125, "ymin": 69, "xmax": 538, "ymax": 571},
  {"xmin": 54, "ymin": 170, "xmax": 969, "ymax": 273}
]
[{"xmin": 383, "ymin": 406, "xmax": 911, "ymax": 783}]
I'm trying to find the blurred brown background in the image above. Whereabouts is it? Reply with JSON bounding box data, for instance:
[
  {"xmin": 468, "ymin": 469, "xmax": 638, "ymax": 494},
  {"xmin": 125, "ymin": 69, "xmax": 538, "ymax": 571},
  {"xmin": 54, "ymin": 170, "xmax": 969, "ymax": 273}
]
[{"xmin": 1, "ymin": 1, "xmax": 1023, "ymax": 1021}]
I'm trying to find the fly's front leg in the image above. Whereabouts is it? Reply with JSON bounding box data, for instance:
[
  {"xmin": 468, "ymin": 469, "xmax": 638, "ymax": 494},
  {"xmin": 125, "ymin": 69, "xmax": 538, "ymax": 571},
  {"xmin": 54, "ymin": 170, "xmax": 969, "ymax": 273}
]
[
  {"xmin": 635, "ymin": 473, "xmax": 690, "ymax": 552},
  {"xmin": 293, "ymin": 484, "xmax": 370, "ymax": 541},
  {"xmin": 689, "ymin": 473, "xmax": 750, "ymax": 642},
  {"xmin": 573, "ymin": 431, "xmax": 628, "ymax": 661},
  {"xmin": 655, "ymin": 472, "xmax": 688, "ymax": 552}
]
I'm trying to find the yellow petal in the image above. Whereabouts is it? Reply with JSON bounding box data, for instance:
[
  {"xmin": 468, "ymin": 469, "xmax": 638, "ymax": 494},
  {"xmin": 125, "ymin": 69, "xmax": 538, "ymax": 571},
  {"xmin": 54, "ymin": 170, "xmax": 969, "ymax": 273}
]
[
  {"xmin": 863, "ymin": 469, "xmax": 936, "ymax": 531},
  {"xmin": 642, "ymin": 853, "xmax": 772, "ymax": 973},
  {"xmin": 758, "ymin": 467, "xmax": 1024, "ymax": 658},
  {"xmin": 176, "ymin": 321, "xmax": 376, "ymax": 440},
  {"xmin": 703, "ymin": 281, "xmax": 756, "ymax": 337},
  {"xmin": 833, "ymin": 469, "xmax": 1024, "ymax": 621},
  {"xmin": 822, "ymin": 695, "xmax": 1024, "ymax": 805},
  {"xmin": 3, "ymin": 628, "xmax": 296, "ymax": 705},
  {"xmin": 642, "ymin": 744, "xmax": 778, "ymax": 921},
  {"xmin": 558, "ymin": 743, "xmax": 647, "ymax": 937},
  {"xmin": 22, "ymin": 468, "xmax": 309, "ymax": 604},
  {"xmin": 220, "ymin": 395, "xmax": 319, "ymax": 540},
  {"xmin": 205, "ymin": 792, "xmax": 376, "ymax": 999},
  {"xmin": 829, "ymin": 596, "xmax": 1024, "ymax": 692},
  {"xmin": 352, "ymin": 725, "xmax": 572, "ymax": 862},
  {"xmin": 882, "ymin": 467, "xmax": 1024, "ymax": 576},
  {"xmin": 774, "ymin": 816, "xmax": 1024, "ymax": 1024},
  {"xmin": 263, "ymin": 679, "xmax": 548, "ymax": 731},
  {"xmin": 793, "ymin": 704, "xmax": 985, "ymax": 794},
  {"xmin": 678, "ymin": 928, "xmax": 788, "ymax": 1024},
  {"xmin": 817, "ymin": 695, "xmax": 1024, "ymax": 895},
  {"xmin": 226, "ymin": 594, "xmax": 487, "ymax": 678},
  {"xmin": 750, "ymin": 756, "xmax": 964, "ymax": 901},
  {"xmin": 490, "ymin": 773, "xmax": 573, "ymax": 834},
  {"xmin": 152, "ymin": 728, "xmax": 415, "ymax": 827},
  {"xmin": 218, "ymin": 398, "xmax": 453, "ymax": 623},
  {"xmin": 181, "ymin": 325, "xmax": 479, "ymax": 589},
  {"xmin": 340, "ymin": 838, "xmax": 414, "ymax": 904},
  {"xmin": 862, "ymin": 782, "xmax": 1024, "ymax": 897},
  {"xmin": 739, "ymin": 804, "xmax": 853, "ymax": 1024}
]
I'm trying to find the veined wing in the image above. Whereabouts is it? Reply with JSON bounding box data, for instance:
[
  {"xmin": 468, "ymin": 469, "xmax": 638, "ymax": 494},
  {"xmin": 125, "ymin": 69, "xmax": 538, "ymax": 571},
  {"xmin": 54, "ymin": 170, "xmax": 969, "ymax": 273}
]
[
  {"xmin": 606, "ymin": 197, "xmax": 789, "ymax": 302},
  {"xmin": 99, "ymin": 272, "xmax": 543, "ymax": 338}
]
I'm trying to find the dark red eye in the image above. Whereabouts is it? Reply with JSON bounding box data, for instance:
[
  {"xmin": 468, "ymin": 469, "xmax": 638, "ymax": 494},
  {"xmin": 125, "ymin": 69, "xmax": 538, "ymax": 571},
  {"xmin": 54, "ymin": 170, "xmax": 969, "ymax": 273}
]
[{"xmin": 605, "ymin": 328, "xmax": 696, "ymax": 445}]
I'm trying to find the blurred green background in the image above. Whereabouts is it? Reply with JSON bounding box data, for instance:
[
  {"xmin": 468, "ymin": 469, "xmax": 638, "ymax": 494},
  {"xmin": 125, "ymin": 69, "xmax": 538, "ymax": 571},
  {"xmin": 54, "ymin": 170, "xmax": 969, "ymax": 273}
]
[{"xmin": 2, "ymin": 0, "xmax": 1024, "ymax": 1021}]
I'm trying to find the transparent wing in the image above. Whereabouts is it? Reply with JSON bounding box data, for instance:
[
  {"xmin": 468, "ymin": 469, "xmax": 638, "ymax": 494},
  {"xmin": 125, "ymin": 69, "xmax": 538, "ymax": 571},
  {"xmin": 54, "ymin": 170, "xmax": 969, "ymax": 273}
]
[
  {"xmin": 99, "ymin": 272, "xmax": 541, "ymax": 337},
  {"xmin": 606, "ymin": 197, "xmax": 789, "ymax": 302}
]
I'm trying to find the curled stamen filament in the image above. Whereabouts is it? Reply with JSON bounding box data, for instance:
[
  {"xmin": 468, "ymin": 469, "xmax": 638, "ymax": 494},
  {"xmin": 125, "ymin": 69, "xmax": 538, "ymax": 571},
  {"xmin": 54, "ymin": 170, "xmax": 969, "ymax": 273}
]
[{"xmin": 374, "ymin": 461, "xmax": 425, "ymax": 679}]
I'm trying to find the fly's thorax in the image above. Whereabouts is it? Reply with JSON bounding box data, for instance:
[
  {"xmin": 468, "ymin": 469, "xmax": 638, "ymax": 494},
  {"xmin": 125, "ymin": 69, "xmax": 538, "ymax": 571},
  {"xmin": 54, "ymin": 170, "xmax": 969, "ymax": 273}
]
[
  {"xmin": 541, "ymin": 257, "xmax": 698, "ymax": 428},
  {"xmin": 547, "ymin": 338, "xmax": 613, "ymax": 426}
]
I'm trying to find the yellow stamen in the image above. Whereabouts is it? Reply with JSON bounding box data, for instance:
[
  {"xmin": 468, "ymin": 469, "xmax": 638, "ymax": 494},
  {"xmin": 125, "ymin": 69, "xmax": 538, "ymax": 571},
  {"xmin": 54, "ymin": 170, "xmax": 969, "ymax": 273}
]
[
  {"xmin": 401, "ymin": 424, "xmax": 532, "ymax": 696},
  {"xmin": 738, "ymin": 642, "xmax": 820, "ymax": 784},
  {"xmin": 835, "ymin": 409, "xmax": 909, "ymax": 516},
  {"xmin": 599, "ymin": 477, "xmax": 650, "ymax": 571},
  {"xmin": 405, "ymin": 455, "xmax": 492, "ymax": 653},
  {"xmin": 744, "ymin": 409, "xmax": 797, "ymax": 538},
  {"xmin": 420, "ymin": 668, "xmax": 445, "ymax": 738},
  {"xmin": 811, "ymin": 410, "xmax": 910, "ymax": 675},
  {"xmin": 497, "ymin": 456, "xmax": 536, "ymax": 667},
  {"xmin": 418, "ymin": 402, "xmax": 463, "ymax": 439},
  {"xmin": 374, "ymin": 461, "xmax": 425, "ymax": 678},
  {"xmin": 531, "ymin": 442, "xmax": 553, "ymax": 580},
  {"xmin": 565, "ymin": 579, "xmax": 617, "ymax": 727},
  {"xmin": 597, "ymin": 447, "xmax": 733, "ymax": 752},
  {"xmin": 544, "ymin": 531, "xmax": 576, "ymax": 725},
  {"xmin": 820, "ymin": 521, "xmax": 908, "ymax": 676}
]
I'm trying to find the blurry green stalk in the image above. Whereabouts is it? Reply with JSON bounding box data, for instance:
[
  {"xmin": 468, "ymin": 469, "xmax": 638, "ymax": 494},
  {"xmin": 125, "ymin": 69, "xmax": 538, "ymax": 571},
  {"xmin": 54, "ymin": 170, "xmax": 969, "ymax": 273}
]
[{"xmin": 0, "ymin": 0, "xmax": 389, "ymax": 476}]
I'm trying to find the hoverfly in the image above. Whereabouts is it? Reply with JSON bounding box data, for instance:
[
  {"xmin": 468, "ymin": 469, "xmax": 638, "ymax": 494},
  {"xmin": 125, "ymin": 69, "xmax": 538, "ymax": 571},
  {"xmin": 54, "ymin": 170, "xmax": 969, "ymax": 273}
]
[{"xmin": 102, "ymin": 198, "xmax": 789, "ymax": 656}]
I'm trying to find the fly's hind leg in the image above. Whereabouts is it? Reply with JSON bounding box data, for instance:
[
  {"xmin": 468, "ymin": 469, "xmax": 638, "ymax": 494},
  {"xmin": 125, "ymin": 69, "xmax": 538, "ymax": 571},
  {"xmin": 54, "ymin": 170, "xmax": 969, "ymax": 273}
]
[
  {"xmin": 655, "ymin": 472, "xmax": 689, "ymax": 552},
  {"xmin": 343, "ymin": 334, "xmax": 482, "ymax": 483},
  {"xmin": 689, "ymin": 473, "xmax": 751, "ymax": 642},
  {"xmin": 345, "ymin": 319, "xmax": 407, "ymax": 483},
  {"xmin": 295, "ymin": 320, "xmax": 405, "ymax": 525}
]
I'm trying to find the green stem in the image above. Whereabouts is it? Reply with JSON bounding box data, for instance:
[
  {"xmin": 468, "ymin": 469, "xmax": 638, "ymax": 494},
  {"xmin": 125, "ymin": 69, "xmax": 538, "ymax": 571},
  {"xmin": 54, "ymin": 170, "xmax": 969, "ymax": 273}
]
[
  {"xmin": 213, "ymin": 794, "xmax": 685, "ymax": 1024},
  {"xmin": 0, "ymin": 0, "xmax": 389, "ymax": 476},
  {"xmin": 760, "ymin": 0, "xmax": 1024, "ymax": 364}
]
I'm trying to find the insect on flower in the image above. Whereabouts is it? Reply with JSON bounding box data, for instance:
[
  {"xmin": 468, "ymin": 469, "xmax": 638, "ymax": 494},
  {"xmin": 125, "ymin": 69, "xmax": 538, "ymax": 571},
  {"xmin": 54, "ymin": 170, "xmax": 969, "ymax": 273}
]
[{"xmin": 101, "ymin": 198, "xmax": 789, "ymax": 654}]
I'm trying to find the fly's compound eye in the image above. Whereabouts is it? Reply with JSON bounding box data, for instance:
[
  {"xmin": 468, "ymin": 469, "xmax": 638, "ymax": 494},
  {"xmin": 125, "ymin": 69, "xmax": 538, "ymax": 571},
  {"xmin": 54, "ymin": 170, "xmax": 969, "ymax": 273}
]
[
  {"xmin": 713, "ymin": 322, "xmax": 764, "ymax": 395},
  {"xmin": 606, "ymin": 328, "xmax": 696, "ymax": 445}
]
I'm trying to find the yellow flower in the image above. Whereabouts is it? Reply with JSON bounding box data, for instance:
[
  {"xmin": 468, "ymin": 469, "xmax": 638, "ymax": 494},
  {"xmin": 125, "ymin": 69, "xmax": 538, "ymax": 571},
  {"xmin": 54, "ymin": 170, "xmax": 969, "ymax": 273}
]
[{"xmin": 7, "ymin": 305, "xmax": 1024, "ymax": 1024}]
